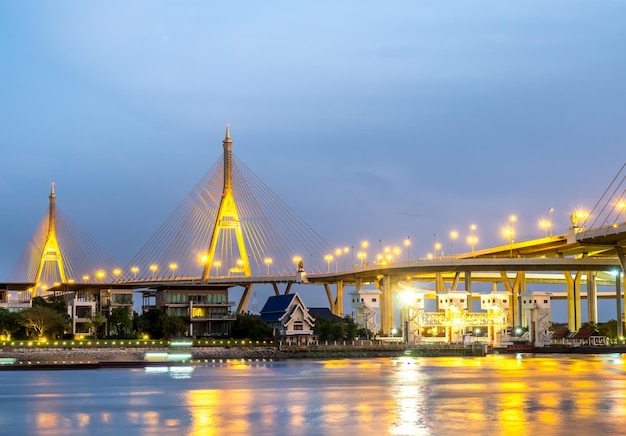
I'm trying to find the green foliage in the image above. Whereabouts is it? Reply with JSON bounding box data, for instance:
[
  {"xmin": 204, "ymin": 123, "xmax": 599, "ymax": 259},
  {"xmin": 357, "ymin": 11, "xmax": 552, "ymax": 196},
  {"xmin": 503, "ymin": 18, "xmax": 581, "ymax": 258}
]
[
  {"xmin": 0, "ymin": 308, "xmax": 20, "ymax": 338},
  {"xmin": 18, "ymin": 306, "xmax": 69, "ymax": 339},
  {"xmin": 86, "ymin": 311, "xmax": 106, "ymax": 339},
  {"xmin": 231, "ymin": 313, "xmax": 273, "ymax": 340},
  {"xmin": 343, "ymin": 315, "xmax": 358, "ymax": 341},
  {"xmin": 596, "ymin": 320, "xmax": 618, "ymax": 339},
  {"xmin": 314, "ymin": 316, "xmax": 346, "ymax": 342},
  {"xmin": 108, "ymin": 307, "xmax": 134, "ymax": 338},
  {"xmin": 32, "ymin": 295, "xmax": 67, "ymax": 315},
  {"xmin": 137, "ymin": 310, "xmax": 189, "ymax": 339}
]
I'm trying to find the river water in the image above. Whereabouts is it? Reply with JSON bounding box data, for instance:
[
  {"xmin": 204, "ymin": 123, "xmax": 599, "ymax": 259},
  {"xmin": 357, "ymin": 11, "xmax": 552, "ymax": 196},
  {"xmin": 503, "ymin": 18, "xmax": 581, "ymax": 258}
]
[{"xmin": 1, "ymin": 353, "xmax": 625, "ymax": 435}]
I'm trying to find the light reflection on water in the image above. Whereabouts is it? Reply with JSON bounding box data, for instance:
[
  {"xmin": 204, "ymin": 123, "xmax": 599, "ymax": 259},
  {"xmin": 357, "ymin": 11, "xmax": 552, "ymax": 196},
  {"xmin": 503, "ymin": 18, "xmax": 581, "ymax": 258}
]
[{"xmin": 0, "ymin": 354, "xmax": 626, "ymax": 435}]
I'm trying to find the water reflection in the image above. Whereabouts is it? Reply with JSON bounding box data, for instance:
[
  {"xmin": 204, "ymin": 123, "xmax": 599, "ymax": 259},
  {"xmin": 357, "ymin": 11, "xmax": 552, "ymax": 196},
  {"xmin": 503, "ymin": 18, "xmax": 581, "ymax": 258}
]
[{"xmin": 1, "ymin": 355, "xmax": 626, "ymax": 434}]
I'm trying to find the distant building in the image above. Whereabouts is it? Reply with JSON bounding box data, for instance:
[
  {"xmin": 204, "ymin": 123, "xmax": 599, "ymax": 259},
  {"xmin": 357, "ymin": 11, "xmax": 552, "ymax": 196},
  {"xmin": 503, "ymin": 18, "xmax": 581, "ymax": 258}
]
[
  {"xmin": 350, "ymin": 288, "xmax": 380, "ymax": 333},
  {"xmin": 144, "ymin": 284, "xmax": 236, "ymax": 337},
  {"xmin": 260, "ymin": 293, "xmax": 317, "ymax": 346}
]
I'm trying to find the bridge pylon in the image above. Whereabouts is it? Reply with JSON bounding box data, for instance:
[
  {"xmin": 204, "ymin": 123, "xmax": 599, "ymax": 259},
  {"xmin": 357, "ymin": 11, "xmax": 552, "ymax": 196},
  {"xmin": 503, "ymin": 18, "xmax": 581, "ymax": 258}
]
[
  {"xmin": 34, "ymin": 183, "xmax": 67, "ymax": 293},
  {"xmin": 202, "ymin": 126, "xmax": 251, "ymax": 280}
]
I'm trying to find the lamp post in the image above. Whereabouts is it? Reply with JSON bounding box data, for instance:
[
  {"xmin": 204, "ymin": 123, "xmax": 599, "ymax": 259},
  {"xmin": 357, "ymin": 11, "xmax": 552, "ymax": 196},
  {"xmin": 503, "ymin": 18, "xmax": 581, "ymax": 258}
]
[
  {"xmin": 264, "ymin": 257, "xmax": 273, "ymax": 276},
  {"xmin": 548, "ymin": 208, "xmax": 554, "ymax": 236},
  {"xmin": 293, "ymin": 256, "xmax": 302, "ymax": 272},
  {"xmin": 404, "ymin": 237, "xmax": 411, "ymax": 261},
  {"xmin": 618, "ymin": 201, "xmax": 626, "ymax": 222},
  {"xmin": 169, "ymin": 263, "xmax": 178, "ymax": 278},
  {"xmin": 343, "ymin": 247, "xmax": 349, "ymax": 270},
  {"xmin": 149, "ymin": 264, "xmax": 158, "ymax": 279},
  {"xmin": 357, "ymin": 251, "xmax": 366, "ymax": 266},
  {"xmin": 539, "ymin": 219, "xmax": 549, "ymax": 237},
  {"xmin": 131, "ymin": 266, "xmax": 139, "ymax": 280},
  {"xmin": 324, "ymin": 254, "xmax": 333, "ymax": 272},
  {"xmin": 449, "ymin": 231, "xmax": 458, "ymax": 258},
  {"xmin": 468, "ymin": 224, "xmax": 477, "ymax": 256},
  {"xmin": 335, "ymin": 248, "xmax": 342, "ymax": 272},
  {"xmin": 113, "ymin": 268, "xmax": 121, "ymax": 282}
]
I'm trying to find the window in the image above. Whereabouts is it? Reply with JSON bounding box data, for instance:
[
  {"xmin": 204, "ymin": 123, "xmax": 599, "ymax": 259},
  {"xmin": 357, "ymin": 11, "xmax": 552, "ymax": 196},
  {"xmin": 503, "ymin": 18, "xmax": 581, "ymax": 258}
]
[
  {"xmin": 372, "ymin": 298, "xmax": 377, "ymax": 303},
  {"xmin": 293, "ymin": 321, "xmax": 304, "ymax": 331},
  {"xmin": 112, "ymin": 293, "xmax": 132, "ymax": 305}
]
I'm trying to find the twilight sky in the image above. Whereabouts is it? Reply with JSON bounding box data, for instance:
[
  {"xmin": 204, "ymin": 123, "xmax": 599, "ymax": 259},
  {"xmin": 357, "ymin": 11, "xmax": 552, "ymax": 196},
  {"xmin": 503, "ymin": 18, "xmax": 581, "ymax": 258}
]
[{"xmin": 1, "ymin": 2, "xmax": 625, "ymax": 319}]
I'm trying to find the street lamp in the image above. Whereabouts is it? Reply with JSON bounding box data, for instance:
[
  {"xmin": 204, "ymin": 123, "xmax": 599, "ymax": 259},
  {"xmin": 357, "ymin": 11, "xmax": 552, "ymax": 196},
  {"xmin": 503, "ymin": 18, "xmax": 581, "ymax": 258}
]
[
  {"xmin": 357, "ymin": 251, "xmax": 366, "ymax": 266},
  {"xmin": 449, "ymin": 231, "xmax": 458, "ymax": 258},
  {"xmin": 264, "ymin": 257, "xmax": 273, "ymax": 276},
  {"xmin": 169, "ymin": 262, "xmax": 178, "ymax": 278},
  {"xmin": 131, "ymin": 266, "xmax": 139, "ymax": 279},
  {"xmin": 404, "ymin": 237, "xmax": 411, "ymax": 261},
  {"xmin": 343, "ymin": 247, "xmax": 349, "ymax": 270},
  {"xmin": 434, "ymin": 243, "xmax": 441, "ymax": 259},
  {"xmin": 82, "ymin": 275, "xmax": 89, "ymax": 283},
  {"xmin": 503, "ymin": 227, "xmax": 514, "ymax": 258},
  {"xmin": 618, "ymin": 200, "xmax": 626, "ymax": 222},
  {"xmin": 96, "ymin": 270, "xmax": 105, "ymax": 282},
  {"xmin": 539, "ymin": 219, "xmax": 550, "ymax": 237},
  {"xmin": 548, "ymin": 208, "xmax": 554, "ymax": 236},
  {"xmin": 393, "ymin": 247, "xmax": 400, "ymax": 261},
  {"xmin": 324, "ymin": 254, "xmax": 333, "ymax": 272},
  {"xmin": 149, "ymin": 264, "xmax": 158, "ymax": 279},
  {"xmin": 293, "ymin": 256, "xmax": 302, "ymax": 272},
  {"xmin": 335, "ymin": 248, "xmax": 342, "ymax": 271},
  {"xmin": 113, "ymin": 268, "xmax": 121, "ymax": 282}
]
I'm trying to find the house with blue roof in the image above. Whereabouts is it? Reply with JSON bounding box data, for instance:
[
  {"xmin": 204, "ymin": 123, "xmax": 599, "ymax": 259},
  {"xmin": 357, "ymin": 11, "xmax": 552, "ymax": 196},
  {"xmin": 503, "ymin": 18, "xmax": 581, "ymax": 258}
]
[{"xmin": 260, "ymin": 293, "xmax": 317, "ymax": 346}]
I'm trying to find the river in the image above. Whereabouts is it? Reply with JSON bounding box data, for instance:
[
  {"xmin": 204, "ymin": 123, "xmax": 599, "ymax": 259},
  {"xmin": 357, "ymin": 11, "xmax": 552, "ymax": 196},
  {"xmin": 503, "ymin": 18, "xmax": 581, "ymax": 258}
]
[{"xmin": 0, "ymin": 353, "xmax": 625, "ymax": 435}]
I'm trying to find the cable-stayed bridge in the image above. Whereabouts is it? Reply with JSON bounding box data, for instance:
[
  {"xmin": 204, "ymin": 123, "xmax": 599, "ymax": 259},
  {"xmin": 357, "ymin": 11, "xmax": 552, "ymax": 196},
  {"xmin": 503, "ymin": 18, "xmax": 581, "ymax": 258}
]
[{"xmin": 3, "ymin": 129, "xmax": 626, "ymax": 336}]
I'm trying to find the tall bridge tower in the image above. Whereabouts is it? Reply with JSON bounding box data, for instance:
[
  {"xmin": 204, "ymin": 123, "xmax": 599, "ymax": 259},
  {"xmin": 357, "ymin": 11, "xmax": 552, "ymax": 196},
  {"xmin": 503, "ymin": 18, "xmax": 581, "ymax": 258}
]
[
  {"xmin": 202, "ymin": 126, "xmax": 251, "ymax": 279},
  {"xmin": 34, "ymin": 183, "xmax": 67, "ymax": 288}
]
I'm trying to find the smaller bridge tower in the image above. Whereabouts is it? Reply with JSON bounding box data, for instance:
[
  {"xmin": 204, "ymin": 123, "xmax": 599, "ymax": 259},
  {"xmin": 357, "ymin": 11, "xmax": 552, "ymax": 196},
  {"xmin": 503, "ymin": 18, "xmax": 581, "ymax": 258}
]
[
  {"xmin": 34, "ymin": 183, "xmax": 67, "ymax": 292},
  {"xmin": 202, "ymin": 126, "xmax": 251, "ymax": 280}
]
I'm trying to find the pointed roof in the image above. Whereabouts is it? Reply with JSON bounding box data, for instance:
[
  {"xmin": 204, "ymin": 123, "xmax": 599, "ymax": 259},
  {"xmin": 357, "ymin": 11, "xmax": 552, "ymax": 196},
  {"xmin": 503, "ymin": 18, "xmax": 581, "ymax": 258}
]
[{"xmin": 260, "ymin": 294, "xmax": 296, "ymax": 322}]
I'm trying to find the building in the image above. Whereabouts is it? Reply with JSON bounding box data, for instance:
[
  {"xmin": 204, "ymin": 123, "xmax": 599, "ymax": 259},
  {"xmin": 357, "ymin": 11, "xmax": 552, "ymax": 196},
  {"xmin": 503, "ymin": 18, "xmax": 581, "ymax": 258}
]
[
  {"xmin": 349, "ymin": 288, "xmax": 380, "ymax": 333},
  {"xmin": 144, "ymin": 283, "xmax": 236, "ymax": 337},
  {"xmin": 259, "ymin": 293, "xmax": 317, "ymax": 346}
]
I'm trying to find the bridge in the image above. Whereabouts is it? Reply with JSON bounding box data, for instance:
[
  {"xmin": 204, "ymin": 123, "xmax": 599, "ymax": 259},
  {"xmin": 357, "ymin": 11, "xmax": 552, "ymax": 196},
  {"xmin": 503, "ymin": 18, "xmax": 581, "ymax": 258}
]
[{"xmin": 2, "ymin": 127, "xmax": 625, "ymax": 337}]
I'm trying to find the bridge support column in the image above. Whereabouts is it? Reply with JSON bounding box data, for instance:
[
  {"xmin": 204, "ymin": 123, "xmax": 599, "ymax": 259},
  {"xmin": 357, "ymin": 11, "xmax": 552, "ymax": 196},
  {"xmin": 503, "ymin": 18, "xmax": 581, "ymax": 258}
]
[
  {"xmin": 380, "ymin": 275, "xmax": 394, "ymax": 335},
  {"xmin": 324, "ymin": 284, "xmax": 337, "ymax": 314},
  {"xmin": 334, "ymin": 280, "xmax": 344, "ymax": 317},
  {"xmin": 236, "ymin": 284, "xmax": 254, "ymax": 314},
  {"xmin": 464, "ymin": 272, "xmax": 472, "ymax": 312},
  {"xmin": 587, "ymin": 272, "xmax": 597, "ymax": 324},
  {"xmin": 565, "ymin": 271, "xmax": 583, "ymax": 331},
  {"xmin": 500, "ymin": 271, "xmax": 522, "ymax": 328},
  {"xmin": 616, "ymin": 273, "xmax": 623, "ymax": 341}
]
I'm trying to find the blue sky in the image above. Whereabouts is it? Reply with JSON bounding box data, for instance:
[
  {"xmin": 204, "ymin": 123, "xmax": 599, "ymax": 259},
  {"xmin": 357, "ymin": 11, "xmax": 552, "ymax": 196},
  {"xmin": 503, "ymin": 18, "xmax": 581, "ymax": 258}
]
[{"xmin": 1, "ymin": 2, "xmax": 625, "ymax": 321}]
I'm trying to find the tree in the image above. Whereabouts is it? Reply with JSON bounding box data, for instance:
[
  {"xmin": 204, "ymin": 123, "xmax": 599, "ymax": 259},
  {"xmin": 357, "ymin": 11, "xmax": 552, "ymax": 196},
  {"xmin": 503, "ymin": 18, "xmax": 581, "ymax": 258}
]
[
  {"xmin": 159, "ymin": 314, "xmax": 188, "ymax": 339},
  {"xmin": 314, "ymin": 316, "xmax": 345, "ymax": 342},
  {"xmin": 86, "ymin": 311, "xmax": 106, "ymax": 339},
  {"xmin": 0, "ymin": 308, "xmax": 20, "ymax": 339},
  {"xmin": 231, "ymin": 313, "xmax": 273, "ymax": 340},
  {"xmin": 343, "ymin": 315, "xmax": 358, "ymax": 341},
  {"xmin": 108, "ymin": 307, "xmax": 134, "ymax": 338},
  {"xmin": 18, "ymin": 306, "xmax": 69, "ymax": 339}
]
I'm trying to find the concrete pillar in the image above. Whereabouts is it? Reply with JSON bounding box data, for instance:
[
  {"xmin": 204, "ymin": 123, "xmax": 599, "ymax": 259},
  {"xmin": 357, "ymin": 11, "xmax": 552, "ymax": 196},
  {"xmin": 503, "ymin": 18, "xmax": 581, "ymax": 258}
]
[
  {"xmin": 335, "ymin": 280, "xmax": 344, "ymax": 316},
  {"xmin": 518, "ymin": 271, "xmax": 526, "ymax": 327},
  {"xmin": 587, "ymin": 272, "xmax": 597, "ymax": 324},
  {"xmin": 464, "ymin": 271, "xmax": 472, "ymax": 312},
  {"xmin": 616, "ymin": 274, "xmax": 623, "ymax": 341},
  {"xmin": 380, "ymin": 275, "xmax": 394, "ymax": 334},
  {"xmin": 564, "ymin": 272, "xmax": 582, "ymax": 331}
]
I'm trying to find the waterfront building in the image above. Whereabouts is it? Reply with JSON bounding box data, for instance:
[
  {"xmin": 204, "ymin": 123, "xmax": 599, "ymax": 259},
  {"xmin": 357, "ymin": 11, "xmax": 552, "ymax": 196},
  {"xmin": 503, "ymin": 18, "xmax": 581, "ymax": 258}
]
[
  {"xmin": 260, "ymin": 293, "xmax": 317, "ymax": 346},
  {"xmin": 144, "ymin": 284, "xmax": 236, "ymax": 337},
  {"xmin": 521, "ymin": 291, "xmax": 552, "ymax": 346},
  {"xmin": 349, "ymin": 288, "xmax": 380, "ymax": 333}
]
